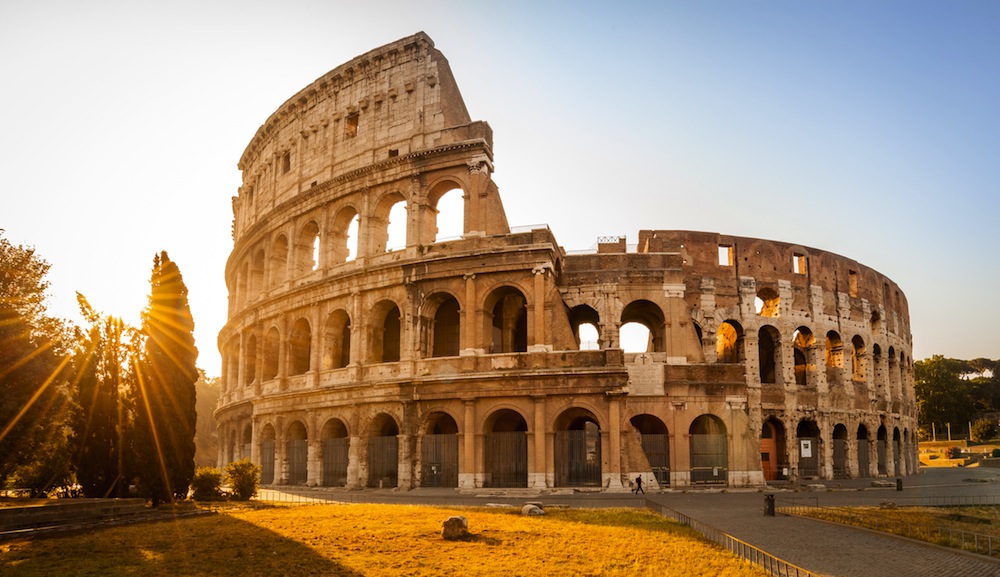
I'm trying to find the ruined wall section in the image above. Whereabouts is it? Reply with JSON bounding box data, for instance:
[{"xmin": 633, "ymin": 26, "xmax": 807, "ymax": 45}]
[{"xmin": 232, "ymin": 32, "xmax": 479, "ymax": 241}]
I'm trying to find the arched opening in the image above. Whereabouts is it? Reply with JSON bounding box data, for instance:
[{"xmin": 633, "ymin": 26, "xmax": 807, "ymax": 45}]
[
  {"xmin": 250, "ymin": 249, "xmax": 265, "ymax": 297},
  {"xmin": 760, "ymin": 418, "xmax": 787, "ymax": 481},
  {"xmin": 367, "ymin": 414, "xmax": 399, "ymax": 488},
  {"xmin": 870, "ymin": 309, "xmax": 881, "ymax": 334},
  {"xmin": 331, "ymin": 206, "xmax": 360, "ymax": 264},
  {"xmin": 877, "ymin": 425, "xmax": 888, "ymax": 475},
  {"xmin": 371, "ymin": 193, "xmax": 407, "ymax": 253},
  {"xmin": 430, "ymin": 295, "xmax": 461, "ymax": 358},
  {"xmin": 237, "ymin": 262, "xmax": 247, "ymax": 309},
  {"xmin": 421, "ymin": 412, "xmax": 459, "ymax": 487},
  {"xmin": 260, "ymin": 424, "xmax": 276, "ymax": 485},
  {"xmin": 716, "ymin": 320, "xmax": 744, "ymax": 363},
  {"xmin": 888, "ymin": 346, "xmax": 899, "ymax": 395},
  {"xmin": 288, "ymin": 318, "xmax": 311, "ymax": 375},
  {"xmin": 755, "ymin": 287, "xmax": 780, "ymax": 317},
  {"xmin": 630, "ymin": 414, "xmax": 669, "ymax": 487},
  {"xmin": 371, "ymin": 301, "xmax": 401, "ymax": 363},
  {"xmin": 263, "ymin": 327, "xmax": 280, "ymax": 380},
  {"xmin": 620, "ymin": 300, "xmax": 665, "ymax": 353},
  {"xmin": 243, "ymin": 334, "xmax": 257, "ymax": 387},
  {"xmin": 689, "ymin": 415, "xmax": 728, "ymax": 485},
  {"xmin": 485, "ymin": 287, "xmax": 527, "ymax": 354},
  {"xmin": 323, "ymin": 309, "xmax": 351, "ymax": 369},
  {"xmin": 386, "ymin": 201, "xmax": 408, "ymax": 251},
  {"xmin": 270, "ymin": 235, "xmax": 288, "ymax": 287},
  {"xmin": 893, "ymin": 427, "xmax": 902, "ymax": 476},
  {"xmin": 241, "ymin": 424, "xmax": 252, "ymax": 461},
  {"xmin": 857, "ymin": 424, "xmax": 870, "ymax": 478},
  {"xmin": 873, "ymin": 344, "xmax": 885, "ymax": 394},
  {"xmin": 431, "ymin": 187, "xmax": 464, "ymax": 242},
  {"xmin": 797, "ymin": 420, "xmax": 821, "ymax": 478},
  {"xmin": 294, "ymin": 221, "xmax": 321, "ymax": 276},
  {"xmin": 287, "ymin": 421, "xmax": 308, "ymax": 484},
  {"xmin": 554, "ymin": 409, "xmax": 602, "ymax": 487},
  {"xmin": 568, "ymin": 305, "xmax": 601, "ymax": 350},
  {"xmin": 793, "ymin": 327, "xmax": 814, "ymax": 386},
  {"xmin": 833, "ymin": 424, "xmax": 849, "ymax": 479},
  {"xmin": 851, "ymin": 335, "xmax": 866, "ymax": 382},
  {"xmin": 758, "ymin": 325, "xmax": 782, "ymax": 384},
  {"xmin": 825, "ymin": 331, "xmax": 844, "ymax": 384},
  {"xmin": 483, "ymin": 409, "xmax": 528, "ymax": 488},
  {"xmin": 321, "ymin": 419, "xmax": 349, "ymax": 487}
]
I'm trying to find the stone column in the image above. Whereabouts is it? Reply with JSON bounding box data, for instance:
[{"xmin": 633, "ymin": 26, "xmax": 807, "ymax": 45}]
[
  {"xmin": 346, "ymin": 434, "xmax": 361, "ymax": 489},
  {"xmin": 531, "ymin": 396, "xmax": 547, "ymax": 488},
  {"xmin": 529, "ymin": 266, "xmax": 550, "ymax": 352},
  {"xmin": 607, "ymin": 395, "xmax": 625, "ymax": 489},
  {"xmin": 461, "ymin": 274, "xmax": 478, "ymax": 355},
  {"xmin": 460, "ymin": 400, "xmax": 476, "ymax": 488}
]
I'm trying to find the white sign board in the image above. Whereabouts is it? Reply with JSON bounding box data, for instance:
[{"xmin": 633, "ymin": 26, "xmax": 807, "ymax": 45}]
[{"xmin": 800, "ymin": 439, "xmax": 812, "ymax": 458}]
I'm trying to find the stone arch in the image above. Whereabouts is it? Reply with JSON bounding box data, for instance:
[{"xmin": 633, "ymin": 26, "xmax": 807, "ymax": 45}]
[
  {"xmin": 760, "ymin": 417, "xmax": 787, "ymax": 481},
  {"xmin": 242, "ymin": 333, "xmax": 257, "ymax": 387},
  {"xmin": 832, "ymin": 424, "xmax": 849, "ymax": 479},
  {"xmin": 620, "ymin": 299, "xmax": 666, "ymax": 353},
  {"xmin": 856, "ymin": 424, "xmax": 870, "ymax": 478},
  {"xmin": 263, "ymin": 326, "xmax": 280, "ymax": 380},
  {"xmin": 483, "ymin": 286, "xmax": 527, "ymax": 354},
  {"xmin": 370, "ymin": 300, "xmax": 402, "ymax": 363},
  {"xmin": 758, "ymin": 325, "xmax": 782, "ymax": 384},
  {"xmin": 286, "ymin": 420, "xmax": 308, "ymax": 484},
  {"xmin": 825, "ymin": 330, "xmax": 844, "ymax": 384},
  {"xmin": 689, "ymin": 414, "xmax": 728, "ymax": 485},
  {"xmin": 630, "ymin": 414, "xmax": 669, "ymax": 487},
  {"xmin": 568, "ymin": 304, "xmax": 601, "ymax": 351},
  {"xmin": 796, "ymin": 419, "xmax": 821, "ymax": 478},
  {"xmin": 330, "ymin": 205, "xmax": 360, "ymax": 263},
  {"xmin": 367, "ymin": 413, "xmax": 399, "ymax": 488},
  {"xmin": 250, "ymin": 248, "xmax": 265, "ymax": 297},
  {"xmin": 851, "ymin": 335, "xmax": 866, "ymax": 382},
  {"xmin": 288, "ymin": 317, "xmax": 311, "ymax": 375},
  {"xmin": 259, "ymin": 423, "xmax": 276, "ymax": 484},
  {"xmin": 372, "ymin": 191, "xmax": 407, "ymax": 253},
  {"xmin": 893, "ymin": 427, "xmax": 902, "ymax": 476},
  {"xmin": 755, "ymin": 286, "xmax": 780, "ymax": 317},
  {"xmin": 793, "ymin": 327, "xmax": 814, "ymax": 386},
  {"xmin": 554, "ymin": 407, "xmax": 602, "ymax": 487},
  {"xmin": 323, "ymin": 309, "xmax": 352, "ymax": 370},
  {"xmin": 716, "ymin": 320, "xmax": 744, "ymax": 363},
  {"xmin": 241, "ymin": 423, "xmax": 252, "ymax": 460},
  {"xmin": 320, "ymin": 418, "xmax": 350, "ymax": 487},
  {"xmin": 877, "ymin": 424, "xmax": 888, "ymax": 475},
  {"xmin": 483, "ymin": 408, "xmax": 528, "ymax": 488},
  {"xmin": 270, "ymin": 234, "xmax": 289, "ymax": 287},
  {"xmin": 293, "ymin": 220, "xmax": 321, "ymax": 276},
  {"xmin": 424, "ymin": 292, "xmax": 461, "ymax": 358},
  {"xmin": 426, "ymin": 178, "xmax": 466, "ymax": 243},
  {"xmin": 420, "ymin": 411, "xmax": 459, "ymax": 487}
]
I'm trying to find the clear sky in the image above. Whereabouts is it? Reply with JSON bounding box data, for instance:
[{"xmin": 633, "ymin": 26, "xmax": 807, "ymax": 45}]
[{"xmin": 3, "ymin": 1, "xmax": 998, "ymax": 377}]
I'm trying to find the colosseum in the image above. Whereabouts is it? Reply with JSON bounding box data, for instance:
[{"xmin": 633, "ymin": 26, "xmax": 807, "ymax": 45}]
[{"xmin": 215, "ymin": 32, "xmax": 917, "ymax": 491}]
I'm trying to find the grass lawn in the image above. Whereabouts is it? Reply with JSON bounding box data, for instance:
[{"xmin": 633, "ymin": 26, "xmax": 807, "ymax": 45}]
[{"xmin": 0, "ymin": 503, "xmax": 769, "ymax": 576}]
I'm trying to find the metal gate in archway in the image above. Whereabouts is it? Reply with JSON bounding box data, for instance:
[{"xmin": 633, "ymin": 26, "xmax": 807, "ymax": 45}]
[
  {"xmin": 484, "ymin": 431, "xmax": 527, "ymax": 488},
  {"xmin": 857, "ymin": 438, "xmax": 870, "ymax": 478},
  {"xmin": 833, "ymin": 438, "xmax": 848, "ymax": 479},
  {"xmin": 421, "ymin": 433, "xmax": 458, "ymax": 487},
  {"xmin": 288, "ymin": 439, "xmax": 308, "ymax": 484},
  {"xmin": 690, "ymin": 434, "xmax": 727, "ymax": 485},
  {"xmin": 798, "ymin": 437, "xmax": 820, "ymax": 478},
  {"xmin": 640, "ymin": 433, "xmax": 670, "ymax": 487},
  {"xmin": 322, "ymin": 438, "xmax": 349, "ymax": 486},
  {"xmin": 367, "ymin": 436, "xmax": 398, "ymax": 488},
  {"xmin": 260, "ymin": 440, "xmax": 275, "ymax": 484},
  {"xmin": 555, "ymin": 429, "xmax": 602, "ymax": 487}
]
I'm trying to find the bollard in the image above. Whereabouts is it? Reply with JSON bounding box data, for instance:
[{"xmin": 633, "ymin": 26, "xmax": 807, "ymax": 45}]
[
  {"xmin": 764, "ymin": 493, "xmax": 775, "ymax": 516},
  {"xmin": 896, "ymin": 478, "xmax": 903, "ymax": 491}
]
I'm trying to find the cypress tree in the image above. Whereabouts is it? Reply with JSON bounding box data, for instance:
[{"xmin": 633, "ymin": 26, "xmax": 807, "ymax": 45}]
[{"xmin": 133, "ymin": 251, "xmax": 198, "ymax": 504}]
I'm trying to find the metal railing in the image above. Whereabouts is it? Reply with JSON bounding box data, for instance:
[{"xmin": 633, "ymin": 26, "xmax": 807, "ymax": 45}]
[
  {"xmin": 779, "ymin": 502, "xmax": 1000, "ymax": 558},
  {"xmin": 646, "ymin": 502, "xmax": 821, "ymax": 577}
]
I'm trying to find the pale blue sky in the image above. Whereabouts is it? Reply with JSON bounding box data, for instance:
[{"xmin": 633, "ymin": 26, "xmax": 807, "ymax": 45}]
[{"xmin": 2, "ymin": 1, "xmax": 998, "ymax": 376}]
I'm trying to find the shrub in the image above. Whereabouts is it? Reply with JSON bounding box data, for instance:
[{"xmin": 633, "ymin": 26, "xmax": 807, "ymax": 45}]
[
  {"xmin": 991, "ymin": 449, "xmax": 1000, "ymax": 458},
  {"xmin": 225, "ymin": 459, "xmax": 260, "ymax": 501},
  {"xmin": 945, "ymin": 446, "xmax": 963, "ymax": 459},
  {"xmin": 970, "ymin": 418, "xmax": 997, "ymax": 444},
  {"xmin": 191, "ymin": 467, "xmax": 225, "ymax": 501}
]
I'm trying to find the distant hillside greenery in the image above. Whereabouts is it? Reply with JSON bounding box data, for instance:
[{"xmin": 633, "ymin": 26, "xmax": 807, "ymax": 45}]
[{"xmin": 915, "ymin": 356, "xmax": 999, "ymax": 441}]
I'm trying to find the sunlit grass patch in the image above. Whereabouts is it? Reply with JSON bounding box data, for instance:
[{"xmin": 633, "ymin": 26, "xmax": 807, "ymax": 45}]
[{"xmin": 1, "ymin": 503, "xmax": 768, "ymax": 576}]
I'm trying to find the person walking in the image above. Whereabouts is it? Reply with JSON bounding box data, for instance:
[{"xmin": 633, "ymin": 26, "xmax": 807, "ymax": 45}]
[{"xmin": 634, "ymin": 475, "xmax": 645, "ymax": 494}]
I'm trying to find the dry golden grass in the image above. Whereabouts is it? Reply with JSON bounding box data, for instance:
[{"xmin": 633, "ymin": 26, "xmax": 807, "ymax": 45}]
[{"xmin": 0, "ymin": 503, "xmax": 769, "ymax": 576}]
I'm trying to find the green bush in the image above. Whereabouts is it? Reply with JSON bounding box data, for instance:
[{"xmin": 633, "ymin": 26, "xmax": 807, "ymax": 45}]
[
  {"xmin": 225, "ymin": 459, "xmax": 260, "ymax": 501},
  {"xmin": 191, "ymin": 467, "xmax": 225, "ymax": 501},
  {"xmin": 970, "ymin": 418, "xmax": 997, "ymax": 444},
  {"xmin": 945, "ymin": 446, "xmax": 963, "ymax": 459},
  {"xmin": 991, "ymin": 448, "xmax": 1000, "ymax": 458}
]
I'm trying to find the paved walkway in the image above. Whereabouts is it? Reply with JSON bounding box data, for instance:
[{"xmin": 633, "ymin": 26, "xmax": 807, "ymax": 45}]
[{"xmin": 268, "ymin": 468, "xmax": 1000, "ymax": 577}]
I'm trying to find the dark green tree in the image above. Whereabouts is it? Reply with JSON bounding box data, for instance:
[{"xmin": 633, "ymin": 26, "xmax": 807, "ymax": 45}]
[
  {"xmin": 0, "ymin": 231, "xmax": 74, "ymax": 492},
  {"xmin": 70, "ymin": 296, "xmax": 132, "ymax": 498},
  {"xmin": 914, "ymin": 356, "xmax": 976, "ymax": 439},
  {"xmin": 133, "ymin": 252, "xmax": 198, "ymax": 505}
]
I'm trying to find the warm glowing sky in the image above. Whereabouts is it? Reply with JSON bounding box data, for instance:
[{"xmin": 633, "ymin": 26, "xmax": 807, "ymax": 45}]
[{"xmin": 3, "ymin": 1, "xmax": 999, "ymax": 377}]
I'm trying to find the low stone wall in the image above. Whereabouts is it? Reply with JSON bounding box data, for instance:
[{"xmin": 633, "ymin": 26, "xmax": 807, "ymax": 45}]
[{"xmin": 0, "ymin": 499, "xmax": 146, "ymax": 535}]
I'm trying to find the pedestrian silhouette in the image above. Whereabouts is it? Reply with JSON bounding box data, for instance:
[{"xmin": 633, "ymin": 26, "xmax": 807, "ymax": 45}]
[{"xmin": 634, "ymin": 475, "xmax": 645, "ymax": 494}]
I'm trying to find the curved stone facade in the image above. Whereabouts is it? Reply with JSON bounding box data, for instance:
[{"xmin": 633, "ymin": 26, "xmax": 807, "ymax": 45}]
[{"xmin": 216, "ymin": 32, "xmax": 917, "ymax": 490}]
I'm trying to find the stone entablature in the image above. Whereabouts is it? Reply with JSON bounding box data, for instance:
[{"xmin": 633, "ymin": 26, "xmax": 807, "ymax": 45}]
[{"xmin": 216, "ymin": 33, "xmax": 917, "ymax": 492}]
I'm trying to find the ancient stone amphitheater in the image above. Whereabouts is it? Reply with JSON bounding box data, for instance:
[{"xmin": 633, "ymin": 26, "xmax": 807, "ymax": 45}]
[{"xmin": 216, "ymin": 32, "xmax": 916, "ymax": 490}]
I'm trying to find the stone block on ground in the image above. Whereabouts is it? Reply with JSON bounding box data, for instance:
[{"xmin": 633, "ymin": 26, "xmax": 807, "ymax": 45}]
[{"xmin": 442, "ymin": 515, "xmax": 469, "ymax": 540}]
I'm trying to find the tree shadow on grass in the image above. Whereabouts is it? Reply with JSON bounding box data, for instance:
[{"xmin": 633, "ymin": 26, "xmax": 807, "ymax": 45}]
[{"xmin": 0, "ymin": 512, "xmax": 363, "ymax": 577}]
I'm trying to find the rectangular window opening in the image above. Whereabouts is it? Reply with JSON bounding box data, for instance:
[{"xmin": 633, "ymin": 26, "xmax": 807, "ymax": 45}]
[
  {"xmin": 718, "ymin": 245, "xmax": 733, "ymax": 266},
  {"xmin": 345, "ymin": 113, "xmax": 359, "ymax": 138},
  {"xmin": 793, "ymin": 253, "xmax": 807, "ymax": 275},
  {"xmin": 849, "ymin": 270, "xmax": 858, "ymax": 298},
  {"xmin": 281, "ymin": 151, "xmax": 291, "ymax": 174}
]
